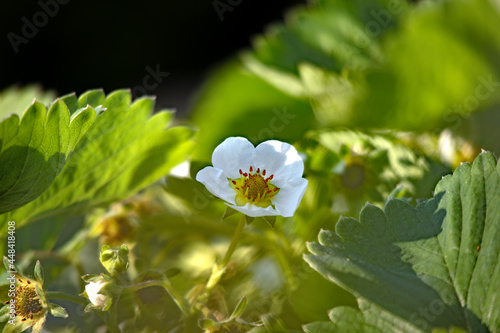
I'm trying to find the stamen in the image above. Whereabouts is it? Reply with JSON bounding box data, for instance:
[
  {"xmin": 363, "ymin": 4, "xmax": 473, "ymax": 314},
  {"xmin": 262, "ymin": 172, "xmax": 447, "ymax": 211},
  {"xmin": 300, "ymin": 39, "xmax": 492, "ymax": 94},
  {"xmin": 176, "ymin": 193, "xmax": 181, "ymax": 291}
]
[{"xmin": 229, "ymin": 166, "xmax": 279, "ymax": 207}]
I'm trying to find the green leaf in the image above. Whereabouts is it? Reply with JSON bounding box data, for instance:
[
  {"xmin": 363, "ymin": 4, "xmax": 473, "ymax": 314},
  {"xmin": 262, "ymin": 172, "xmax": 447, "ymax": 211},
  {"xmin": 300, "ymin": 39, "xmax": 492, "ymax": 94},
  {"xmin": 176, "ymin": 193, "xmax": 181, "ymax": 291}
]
[
  {"xmin": 222, "ymin": 206, "xmax": 238, "ymax": 220},
  {"xmin": 0, "ymin": 285, "xmax": 11, "ymax": 303},
  {"xmin": 0, "ymin": 99, "xmax": 96, "ymax": 214},
  {"xmin": 229, "ymin": 296, "xmax": 248, "ymax": 320},
  {"xmin": 48, "ymin": 303, "xmax": 68, "ymax": 318},
  {"xmin": 0, "ymin": 306, "xmax": 10, "ymax": 322},
  {"xmin": 34, "ymin": 260, "xmax": 43, "ymax": 285},
  {"xmin": 76, "ymin": 89, "xmax": 105, "ymax": 110},
  {"xmin": 35, "ymin": 283, "xmax": 46, "ymax": 307},
  {"xmin": 0, "ymin": 90, "xmax": 195, "ymax": 236},
  {"xmin": 198, "ymin": 318, "xmax": 216, "ymax": 330},
  {"xmin": 245, "ymin": 215, "xmax": 255, "ymax": 225},
  {"xmin": 304, "ymin": 152, "xmax": 500, "ymax": 332},
  {"xmin": 1, "ymin": 318, "xmax": 32, "ymax": 333},
  {"xmin": 261, "ymin": 216, "xmax": 276, "ymax": 228}
]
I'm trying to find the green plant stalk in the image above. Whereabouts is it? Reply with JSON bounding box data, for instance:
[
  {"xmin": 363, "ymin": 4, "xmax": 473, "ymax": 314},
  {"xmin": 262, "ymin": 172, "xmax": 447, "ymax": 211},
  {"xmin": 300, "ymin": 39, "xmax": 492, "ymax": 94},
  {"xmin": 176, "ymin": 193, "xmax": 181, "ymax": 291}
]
[
  {"xmin": 203, "ymin": 213, "xmax": 246, "ymax": 297},
  {"xmin": 125, "ymin": 279, "xmax": 190, "ymax": 316},
  {"xmin": 46, "ymin": 291, "xmax": 89, "ymax": 307},
  {"xmin": 105, "ymin": 293, "xmax": 121, "ymax": 333}
]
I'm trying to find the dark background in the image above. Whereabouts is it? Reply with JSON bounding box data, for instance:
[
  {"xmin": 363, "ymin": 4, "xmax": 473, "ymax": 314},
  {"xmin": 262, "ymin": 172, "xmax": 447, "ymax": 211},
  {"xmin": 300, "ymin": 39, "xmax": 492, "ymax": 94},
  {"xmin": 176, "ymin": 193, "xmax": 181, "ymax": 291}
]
[{"xmin": 0, "ymin": 0, "xmax": 304, "ymax": 114}]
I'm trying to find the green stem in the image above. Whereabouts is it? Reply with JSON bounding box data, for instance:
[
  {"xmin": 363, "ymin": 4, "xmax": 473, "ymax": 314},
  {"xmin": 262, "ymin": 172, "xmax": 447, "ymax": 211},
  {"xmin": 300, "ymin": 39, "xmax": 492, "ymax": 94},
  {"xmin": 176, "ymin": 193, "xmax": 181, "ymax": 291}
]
[
  {"xmin": 46, "ymin": 291, "xmax": 89, "ymax": 307},
  {"xmin": 219, "ymin": 214, "xmax": 246, "ymax": 268},
  {"xmin": 125, "ymin": 279, "xmax": 190, "ymax": 316},
  {"xmin": 105, "ymin": 293, "xmax": 121, "ymax": 333},
  {"xmin": 203, "ymin": 213, "xmax": 246, "ymax": 298}
]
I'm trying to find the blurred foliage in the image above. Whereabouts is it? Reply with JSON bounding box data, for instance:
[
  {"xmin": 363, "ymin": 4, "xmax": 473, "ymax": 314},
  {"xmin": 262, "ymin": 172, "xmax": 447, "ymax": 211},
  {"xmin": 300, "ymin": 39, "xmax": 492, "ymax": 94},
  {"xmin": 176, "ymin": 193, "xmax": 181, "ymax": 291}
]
[
  {"xmin": 1, "ymin": 0, "xmax": 500, "ymax": 332},
  {"xmin": 0, "ymin": 85, "xmax": 56, "ymax": 121},
  {"xmin": 191, "ymin": 0, "xmax": 500, "ymax": 157},
  {"xmin": 189, "ymin": 60, "xmax": 315, "ymax": 162}
]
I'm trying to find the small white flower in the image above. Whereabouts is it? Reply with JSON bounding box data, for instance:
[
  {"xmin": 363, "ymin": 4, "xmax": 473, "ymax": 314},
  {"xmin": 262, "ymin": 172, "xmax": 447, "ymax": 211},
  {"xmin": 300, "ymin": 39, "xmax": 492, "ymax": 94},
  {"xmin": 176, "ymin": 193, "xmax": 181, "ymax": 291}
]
[
  {"xmin": 85, "ymin": 280, "xmax": 109, "ymax": 306},
  {"xmin": 196, "ymin": 137, "xmax": 308, "ymax": 217}
]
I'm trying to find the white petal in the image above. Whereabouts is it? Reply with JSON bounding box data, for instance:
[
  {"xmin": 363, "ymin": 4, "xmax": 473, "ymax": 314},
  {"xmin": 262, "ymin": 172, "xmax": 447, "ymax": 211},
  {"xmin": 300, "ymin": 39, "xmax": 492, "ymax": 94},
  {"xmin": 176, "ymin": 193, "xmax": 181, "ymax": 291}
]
[
  {"xmin": 252, "ymin": 140, "xmax": 304, "ymax": 188},
  {"xmin": 85, "ymin": 281, "xmax": 108, "ymax": 306},
  {"xmin": 196, "ymin": 167, "xmax": 237, "ymax": 205},
  {"xmin": 212, "ymin": 137, "xmax": 255, "ymax": 179},
  {"xmin": 226, "ymin": 202, "xmax": 280, "ymax": 218},
  {"xmin": 273, "ymin": 178, "xmax": 308, "ymax": 217}
]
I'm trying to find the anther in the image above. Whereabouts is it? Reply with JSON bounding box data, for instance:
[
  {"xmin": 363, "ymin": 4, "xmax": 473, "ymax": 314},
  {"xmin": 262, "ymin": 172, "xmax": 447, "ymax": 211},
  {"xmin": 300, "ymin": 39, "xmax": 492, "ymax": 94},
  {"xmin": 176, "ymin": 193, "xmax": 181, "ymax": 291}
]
[
  {"xmin": 232, "ymin": 180, "xmax": 236, "ymax": 185},
  {"xmin": 249, "ymin": 166, "xmax": 253, "ymax": 172},
  {"xmin": 262, "ymin": 169, "xmax": 266, "ymax": 176},
  {"xmin": 257, "ymin": 168, "xmax": 260, "ymax": 174}
]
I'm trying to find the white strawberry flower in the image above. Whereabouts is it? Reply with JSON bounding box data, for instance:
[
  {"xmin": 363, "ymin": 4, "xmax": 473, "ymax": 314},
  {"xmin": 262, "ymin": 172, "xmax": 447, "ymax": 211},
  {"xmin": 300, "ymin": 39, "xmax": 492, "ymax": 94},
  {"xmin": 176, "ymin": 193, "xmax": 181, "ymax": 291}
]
[
  {"xmin": 85, "ymin": 280, "xmax": 109, "ymax": 306},
  {"xmin": 196, "ymin": 137, "xmax": 308, "ymax": 217}
]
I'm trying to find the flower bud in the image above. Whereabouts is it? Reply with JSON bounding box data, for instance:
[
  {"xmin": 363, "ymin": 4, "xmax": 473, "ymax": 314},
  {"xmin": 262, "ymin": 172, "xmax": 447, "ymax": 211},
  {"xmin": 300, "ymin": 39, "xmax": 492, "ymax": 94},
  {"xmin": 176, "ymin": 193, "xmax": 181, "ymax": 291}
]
[
  {"xmin": 100, "ymin": 244, "xmax": 129, "ymax": 276},
  {"xmin": 85, "ymin": 280, "xmax": 109, "ymax": 306}
]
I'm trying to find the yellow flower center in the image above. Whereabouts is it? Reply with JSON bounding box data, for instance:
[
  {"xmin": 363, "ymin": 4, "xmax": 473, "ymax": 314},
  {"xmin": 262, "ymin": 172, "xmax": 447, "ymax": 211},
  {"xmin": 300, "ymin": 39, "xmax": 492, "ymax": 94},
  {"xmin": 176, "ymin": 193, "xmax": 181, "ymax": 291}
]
[
  {"xmin": 14, "ymin": 278, "xmax": 43, "ymax": 322},
  {"xmin": 229, "ymin": 166, "xmax": 280, "ymax": 208}
]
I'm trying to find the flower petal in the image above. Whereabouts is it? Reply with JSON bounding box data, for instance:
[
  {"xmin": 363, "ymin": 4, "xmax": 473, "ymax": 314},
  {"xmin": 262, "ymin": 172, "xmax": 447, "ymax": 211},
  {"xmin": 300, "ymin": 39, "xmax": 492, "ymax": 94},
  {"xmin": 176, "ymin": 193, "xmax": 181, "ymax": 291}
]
[
  {"xmin": 212, "ymin": 137, "xmax": 254, "ymax": 179},
  {"xmin": 252, "ymin": 140, "xmax": 304, "ymax": 188},
  {"xmin": 226, "ymin": 202, "xmax": 280, "ymax": 218},
  {"xmin": 85, "ymin": 281, "xmax": 109, "ymax": 306},
  {"xmin": 272, "ymin": 178, "xmax": 308, "ymax": 217},
  {"xmin": 196, "ymin": 167, "xmax": 237, "ymax": 205}
]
